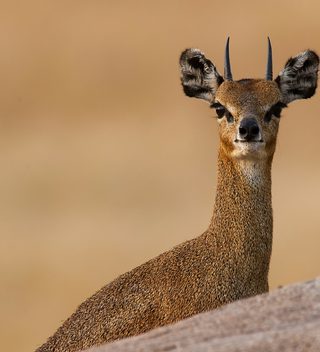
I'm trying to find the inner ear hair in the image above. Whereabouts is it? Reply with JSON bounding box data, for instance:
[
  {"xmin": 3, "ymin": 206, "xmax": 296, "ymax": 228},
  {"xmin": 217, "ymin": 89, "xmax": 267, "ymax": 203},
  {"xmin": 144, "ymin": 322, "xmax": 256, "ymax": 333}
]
[
  {"xmin": 180, "ymin": 49, "xmax": 223, "ymax": 102},
  {"xmin": 275, "ymin": 50, "xmax": 319, "ymax": 104}
]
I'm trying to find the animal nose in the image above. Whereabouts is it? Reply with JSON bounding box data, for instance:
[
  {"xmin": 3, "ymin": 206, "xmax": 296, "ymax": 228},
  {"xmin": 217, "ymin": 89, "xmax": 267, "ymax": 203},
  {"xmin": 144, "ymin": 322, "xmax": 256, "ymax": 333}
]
[{"xmin": 239, "ymin": 118, "xmax": 260, "ymax": 141}]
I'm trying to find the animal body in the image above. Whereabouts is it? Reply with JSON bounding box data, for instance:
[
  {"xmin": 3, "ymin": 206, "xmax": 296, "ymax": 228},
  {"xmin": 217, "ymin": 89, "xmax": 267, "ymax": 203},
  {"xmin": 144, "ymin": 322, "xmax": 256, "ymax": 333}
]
[{"xmin": 37, "ymin": 39, "xmax": 319, "ymax": 352}]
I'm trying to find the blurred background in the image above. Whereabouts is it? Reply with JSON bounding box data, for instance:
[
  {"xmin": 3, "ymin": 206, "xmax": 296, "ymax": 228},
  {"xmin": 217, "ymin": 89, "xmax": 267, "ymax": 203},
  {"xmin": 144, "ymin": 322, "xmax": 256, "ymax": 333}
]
[{"xmin": 1, "ymin": 1, "xmax": 319, "ymax": 350}]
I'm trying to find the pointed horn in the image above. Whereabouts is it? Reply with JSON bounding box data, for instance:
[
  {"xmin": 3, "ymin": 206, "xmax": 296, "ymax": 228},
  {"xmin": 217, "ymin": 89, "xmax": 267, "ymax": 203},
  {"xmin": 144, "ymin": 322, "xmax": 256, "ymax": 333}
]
[
  {"xmin": 266, "ymin": 37, "xmax": 273, "ymax": 80},
  {"xmin": 224, "ymin": 37, "xmax": 233, "ymax": 81}
]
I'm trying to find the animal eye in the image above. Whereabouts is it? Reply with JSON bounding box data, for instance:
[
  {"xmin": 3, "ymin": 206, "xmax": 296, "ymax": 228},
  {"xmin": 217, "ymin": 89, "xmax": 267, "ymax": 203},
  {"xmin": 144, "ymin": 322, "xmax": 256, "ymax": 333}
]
[
  {"xmin": 264, "ymin": 102, "xmax": 287, "ymax": 122},
  {"xmin": 210, "ymin": 102, "xmax": 234, "ymax": 123},
  {"xmin": 216, "ymin": 106, "xmax": 225, "ymax": 118},
  {"xmin": 211, "ymin": 102, "xmax": 225, "ymax": 118}
]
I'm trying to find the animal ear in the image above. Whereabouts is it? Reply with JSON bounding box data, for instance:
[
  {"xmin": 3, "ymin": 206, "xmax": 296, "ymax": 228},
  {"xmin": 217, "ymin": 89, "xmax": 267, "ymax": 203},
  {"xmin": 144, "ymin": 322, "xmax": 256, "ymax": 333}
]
[
  {"xmin": 179, "ymin": 49, "xmax": 223, "ymax": 102},
  {"xmin": 275, "ymin": 50, "xmax": 319, "ymax": 104}
]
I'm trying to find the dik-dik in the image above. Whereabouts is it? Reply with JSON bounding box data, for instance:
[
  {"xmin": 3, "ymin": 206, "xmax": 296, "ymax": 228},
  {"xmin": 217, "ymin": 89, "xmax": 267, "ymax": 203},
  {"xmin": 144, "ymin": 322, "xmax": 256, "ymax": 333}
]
[{"xmin": 37, "ymin": 39, "xmax": 319, "ymax": 352}]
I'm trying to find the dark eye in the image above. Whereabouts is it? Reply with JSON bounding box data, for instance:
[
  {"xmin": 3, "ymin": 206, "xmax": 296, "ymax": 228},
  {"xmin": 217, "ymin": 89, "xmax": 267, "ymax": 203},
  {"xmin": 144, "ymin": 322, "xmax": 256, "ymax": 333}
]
[
  {"xmin": 264, "ymin": 102, "xmax": 287, "ymax": 122},
  {"xmin": 210, "ymin": 102, "xmax": 234, "ymax": 123}
]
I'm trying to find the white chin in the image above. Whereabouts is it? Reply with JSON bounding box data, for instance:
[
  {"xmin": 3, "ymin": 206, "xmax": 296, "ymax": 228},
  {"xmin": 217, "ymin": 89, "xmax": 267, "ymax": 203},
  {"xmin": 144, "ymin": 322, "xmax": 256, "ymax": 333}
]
[{"xmin": 232, "ymin": 141, "xmax": 266, "ymax": 159}]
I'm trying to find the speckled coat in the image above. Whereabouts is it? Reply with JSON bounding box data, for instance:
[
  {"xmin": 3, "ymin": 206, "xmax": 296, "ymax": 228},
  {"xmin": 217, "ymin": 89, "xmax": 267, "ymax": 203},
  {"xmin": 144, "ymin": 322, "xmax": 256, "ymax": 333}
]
[{"xmin": 36, "ymin": 45, "xmax": 319, "ymax": 352}]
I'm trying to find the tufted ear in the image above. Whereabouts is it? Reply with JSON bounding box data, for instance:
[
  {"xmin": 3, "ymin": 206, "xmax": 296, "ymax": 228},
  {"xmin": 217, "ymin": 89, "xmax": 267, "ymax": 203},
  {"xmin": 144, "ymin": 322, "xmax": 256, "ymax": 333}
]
[
  {"xmin": 275, "ymin": 50, "xmax": 319, "ymax": 104},
  {"xmin": 179, "ymin": 49, "xmax": 223, "ymax": 103}
]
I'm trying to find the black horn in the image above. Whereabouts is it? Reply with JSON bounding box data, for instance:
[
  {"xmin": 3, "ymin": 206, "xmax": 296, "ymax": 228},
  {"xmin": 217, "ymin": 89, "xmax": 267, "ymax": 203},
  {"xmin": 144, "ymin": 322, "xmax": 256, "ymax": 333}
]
[
  {"xmin": 266, "ymin": 37, "xmax": 273, "ymax": 80},
  {"xmin": 224, "ymin": 37, "xmax": 233, "ymax": 81}
]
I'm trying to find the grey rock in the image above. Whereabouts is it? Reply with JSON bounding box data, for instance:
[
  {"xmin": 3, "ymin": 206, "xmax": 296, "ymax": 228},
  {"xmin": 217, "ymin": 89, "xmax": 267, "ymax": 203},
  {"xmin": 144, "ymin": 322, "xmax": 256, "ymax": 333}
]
[{"xmin": 84, "ymin": 278, "xmax": 320, "ymax": 352}]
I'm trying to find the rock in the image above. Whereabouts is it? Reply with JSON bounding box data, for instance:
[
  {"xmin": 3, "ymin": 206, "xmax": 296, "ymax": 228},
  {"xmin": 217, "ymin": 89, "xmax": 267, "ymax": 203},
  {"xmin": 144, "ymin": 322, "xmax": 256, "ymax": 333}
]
[{"xmin": 84, "ymin": 278, "xmax": 320, "ymax": 352}]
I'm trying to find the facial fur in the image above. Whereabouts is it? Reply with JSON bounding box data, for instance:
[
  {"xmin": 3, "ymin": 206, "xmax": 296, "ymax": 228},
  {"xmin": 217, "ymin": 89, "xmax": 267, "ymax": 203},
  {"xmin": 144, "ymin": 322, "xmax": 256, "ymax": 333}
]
[{"xmin": 214, "ymin": 80, "xmax": 282, "ymax": 161}]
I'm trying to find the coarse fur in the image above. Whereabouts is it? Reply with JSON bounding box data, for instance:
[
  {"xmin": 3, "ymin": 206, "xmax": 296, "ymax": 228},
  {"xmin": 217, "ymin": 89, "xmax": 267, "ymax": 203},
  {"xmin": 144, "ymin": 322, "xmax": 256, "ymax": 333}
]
[{"xmin": 36, "ymin": 44, "xmax": 319, "ymax": 352}]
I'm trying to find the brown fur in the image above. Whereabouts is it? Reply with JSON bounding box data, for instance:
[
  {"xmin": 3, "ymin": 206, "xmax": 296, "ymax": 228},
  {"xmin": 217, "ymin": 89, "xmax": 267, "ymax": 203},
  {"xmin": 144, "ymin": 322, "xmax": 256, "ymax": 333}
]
[{"xmin": 36, "ymin": 49, "xmax": 318, "ymax": 352}]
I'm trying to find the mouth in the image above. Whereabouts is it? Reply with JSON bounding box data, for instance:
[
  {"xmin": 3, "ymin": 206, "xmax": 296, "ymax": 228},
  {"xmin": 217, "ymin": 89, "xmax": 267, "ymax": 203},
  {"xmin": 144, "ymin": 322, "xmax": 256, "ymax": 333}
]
[
  {"xmin": 232, "ymin": 138, "xmax": 266, "ymax": 158},
  {"xmin": 234, "ymin": 139, "xmax": 264, "ymax": 143}
]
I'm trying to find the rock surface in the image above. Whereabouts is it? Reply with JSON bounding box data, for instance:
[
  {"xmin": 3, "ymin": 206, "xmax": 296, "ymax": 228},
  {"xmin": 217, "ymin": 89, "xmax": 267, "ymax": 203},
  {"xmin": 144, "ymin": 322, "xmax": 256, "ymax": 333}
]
[{"xmin": 84, "ymin": 278, "xmax": 320, "ymax": 352}]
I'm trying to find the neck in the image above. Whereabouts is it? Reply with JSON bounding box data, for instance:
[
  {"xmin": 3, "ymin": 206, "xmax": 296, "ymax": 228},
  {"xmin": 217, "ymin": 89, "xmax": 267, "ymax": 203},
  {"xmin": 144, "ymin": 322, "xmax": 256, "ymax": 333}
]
[{"xmin": 208, "ymin": 147, "xmax": 273, "ymax": 291}]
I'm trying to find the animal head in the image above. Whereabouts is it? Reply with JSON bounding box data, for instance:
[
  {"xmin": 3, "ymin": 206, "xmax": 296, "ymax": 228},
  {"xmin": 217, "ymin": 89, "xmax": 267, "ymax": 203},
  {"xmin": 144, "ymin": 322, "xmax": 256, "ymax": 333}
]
[{"xmin": 180, "ymin": 38, "xmax": 319, "ymax": 161}]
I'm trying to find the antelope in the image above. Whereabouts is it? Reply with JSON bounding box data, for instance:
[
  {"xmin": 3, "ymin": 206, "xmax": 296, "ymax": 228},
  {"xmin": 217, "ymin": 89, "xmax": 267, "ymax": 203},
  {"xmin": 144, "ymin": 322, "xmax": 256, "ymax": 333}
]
[{"xmin": 36, "ymin": 39, "xmax": 319, "ymax": 352}]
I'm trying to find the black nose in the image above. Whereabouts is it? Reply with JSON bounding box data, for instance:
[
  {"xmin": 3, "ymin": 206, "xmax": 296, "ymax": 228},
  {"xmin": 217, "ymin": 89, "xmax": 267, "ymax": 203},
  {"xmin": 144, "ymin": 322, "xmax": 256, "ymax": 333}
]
[{"xmin": 239, "ymin": 118, "xmax": 260, "ymax": 141}]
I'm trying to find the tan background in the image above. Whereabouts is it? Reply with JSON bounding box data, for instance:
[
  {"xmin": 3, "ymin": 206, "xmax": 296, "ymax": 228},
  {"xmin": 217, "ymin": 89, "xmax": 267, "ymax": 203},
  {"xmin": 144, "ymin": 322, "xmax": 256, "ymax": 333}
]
[{"xmin": 1, "ymin": 1, "xmax": 319, "ymax": 351}]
